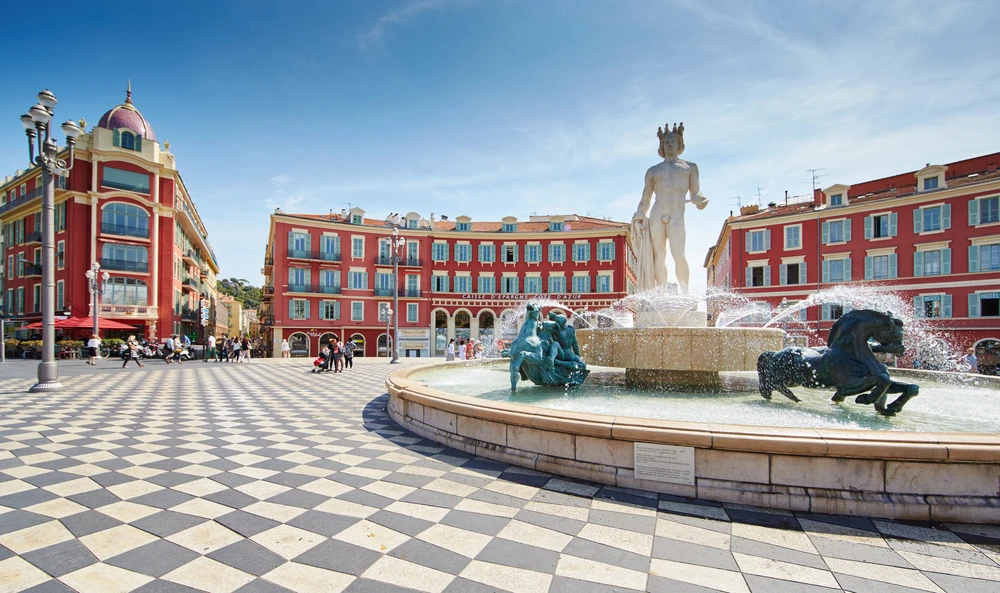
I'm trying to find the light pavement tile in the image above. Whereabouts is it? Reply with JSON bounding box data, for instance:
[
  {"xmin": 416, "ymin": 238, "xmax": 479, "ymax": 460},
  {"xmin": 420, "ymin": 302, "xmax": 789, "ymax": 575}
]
[
  {"xmin": 397, "ymin": 465, "xmax": 447, "ymax": 478},
  {"xmin": 0, "ymin": 479, "xmax": 34, "ymax": 496},
  {"xmin": 384, "ymin": 501, "xmax": 450, "ymax": 523},
  {"xmin": 98, "ymin": 501, "xmax": 160, "ymax": 523},
  {"xmin": 362, "ymin": 481, "xmax": 417, "ymax": 500},
  {"xmin": 172, "ymin": 477, "xmax": 228, "ymax": 497},
  {"xmin": 43, "ymin": 477, "xmax": 101, "ymax": 497},
  {"xmin": 577, "ymin": 523, "xmax": 654, "ymax": 556},
  {"xmin": 658, "ymin": 499, "xmax": 730, "ymax": 521},
  {"xmin": 262, "ymin": 561, "xmax": 355, "ymax": 593},
  {"xmin": 169, "ymin": 498, "xmax": 233, "ymax": 519},
  {"xmin": 287, "ymin": 464, "xmax": 331, "ymax": 478},
  {"xmin": 872, "ymin": 520, "xmax": 969, "ymax": 548},
  {"xmin": 121, "ymin": 453, "xmax": 167, "ymax": 466},
  {"xmin": 314, "ymin": 497, "xmax": 378, "ymax": 518},
  {"xmin": 592, "ymin": 498, "xmax": 658, "ymax": 517},
  {"xmin": 176, "ymin": 451, "xmax": 220, "ymax": 464},
  {"xmin": 418, "ymin": 524, "xmax": 494, "ymax": 557},
  {"xmin": 483, "ymin": 480, "xmax": 539, "ymax": 500},
  {"xmin": 167, "ymin": 520, "xmax": 244, "ymax": 554},
  {"xmin": 896, "ymin": 550, "xmax": 1000, "ymax": 581},
  {"xmin": 522, "ymin": 501, "xmax": 590, "ymax": 522},
  {"xmin": 656, "ymin": 518, "xmax": 732, "ymax": 550},
  {"xmin": 2, "ymin": 465, "xmax": 51, "ymax": 479},
  {"xmin": 227, "ymin": 454, "xmax": 269, "ymax": 467},
  {"xmin": 454, "ymin": 498, "xmax": 520, "ymax": 518},
  {"xmin": 230, "ymin": 467, "xmax": 278, "ymax": 480},
  {"xmin": 451, "ymin": 466, "xmax": 503, "ymax": 479},
  {"xmin": 424, "ymin": 478, "xmax": 479, "ymax": 498},
  {"xmin": 18, "ymin": 452, "xmax": 62, "ymax": 465},
  {"xmin": 63, "ymin": 464, "xmax": 111, "ymax": 478},
  {"xmin": 497, "ymin": 519, "xmax": 573, "ymax": 552},
  {"xmin": 0, "ymin": 555, "xmax": 51, "ymax": 593},
  {"xmin": 342, "ymin": 467, "xmax": 391, "ymax": 480},
  {"xmin": 251, "ymin": 524, "xmax": 326, "ymax": 559},
  {"xmin": 825, "ymin": 557, "xmax": 945, "ymax": 592},
  {"xmin": 117, "ymin": 466, "xmax": 165, "ymax": 480},
  {"xmin": 329, "ymin": 454, "xmax": 370, "ymax": 466},
  {"xmin": 378, "ymin": 452, "xmax": 421, "ymax": 464},
  {"xmin": 75, "ymin": 453, "xmax": 118, "ymax": 465},
  {"xmin": 107, "ymin": 480, "xmax": 163, "ymax": 501},
  {"xmin": 334, "ymin": 519, "xmax": 411, "ymax": 553},
  {"xmin": 236, "ymin": 480, "xmax": 291, "ymax": 500},
  {"xmin": 299, "ymin": 478, "xmax": 353, "ymax": 498},
  {"xmin": 59, "ymin": 562, "xmax": 154, "ymax": 593},
  {"xmin": 313, "ymin": 445, "xmax": 353, "ymax": 454},
  {"xmin": 162, "ymin": 556, "xmax": 255, "ymax": 593},
  {"xmin": 731, "ymin": 522, "xmax": 817, "ymax": 554},
  {"xmin": 79, "ymin": 524, "xmax": 158, "ymax": 561},
  {"xmin": 243, "ymin": 501, "xmax": 307, "ymax": 522},
  {"xmin": 0, "ymin": 520, "xmax": 74, "ymax": 554},
  {"xmin": 24, "ymin": 497, "xmax": 88, "ymax": 519},
  {"xmin": 555, "ymin": 554, "xmax": 648, "ymax": 590},
  {"xmin": 361, "ymin": 554, "xmax": 455, "ymax": 593},
  {"xmin": 798, "ymin": 518, "xmax": 889, "ymax": 547},
  {"xmin": 460, "ymin": 559, "xmax": 551, "ymax": 593},
  {"xmin": 733, "ymin": 552, "xmax": 840, "ymax": 589},
  {"xmin": 277, "ymin": 451, "xmax": 319, "ymax": 464},
  {"xmin": 175, "ymin": 465, "xmax": 223, "ymax": 477},
  {"xmin": 649, "ymin": 558, "xmax": 750, "ymax": 593}
]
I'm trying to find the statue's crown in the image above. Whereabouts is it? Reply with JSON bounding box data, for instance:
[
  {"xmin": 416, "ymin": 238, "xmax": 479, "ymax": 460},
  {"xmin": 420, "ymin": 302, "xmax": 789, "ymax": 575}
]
[{"xmin": 657, "ymin": 122, "xmax": 684, "ymax": 140}]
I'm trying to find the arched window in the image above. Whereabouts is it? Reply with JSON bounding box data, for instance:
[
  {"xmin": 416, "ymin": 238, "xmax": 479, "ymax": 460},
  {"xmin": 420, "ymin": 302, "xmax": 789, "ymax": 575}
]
[
  {"xmin": 101, "ymin": 277, "xmax": 149, "ymax": 306},
  {"xmin": 120, "ymin": 131, "xmax": 135, "ymax": 150},
  {"xmin": 288, "ymin": 333, "xmax": 309, "ymax": 357},
  {"xmin": 350, "ymin": 333, "xmax": 366, "ymax": 357},
  {"xmin": 101, "ymin": 243, "xmax": 149, "ymax": 272},
  {"xmin": 101, "ymin": 203, "xmax": 150, "ymax": 238}
]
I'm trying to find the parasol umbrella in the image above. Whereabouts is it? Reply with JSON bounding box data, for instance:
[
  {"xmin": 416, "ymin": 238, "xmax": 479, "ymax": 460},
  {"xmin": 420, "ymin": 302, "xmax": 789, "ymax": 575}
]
[{"xmin": 20, "ymin": 317, "xmax": 138, "ymax": 330}]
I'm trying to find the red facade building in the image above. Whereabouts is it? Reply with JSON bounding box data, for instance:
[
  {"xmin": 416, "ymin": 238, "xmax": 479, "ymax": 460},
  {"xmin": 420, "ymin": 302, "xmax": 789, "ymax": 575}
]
[
  {"xmin": 261, "ymin": 209, "xmax": 631, "ymax": 357},
  {"xmin": 0, "ymin": 88, "xmax": 220, "ymax": 342},
  {"xmin": 704, "ymin": 152, "xmax": 1000, "ymax": 369}
]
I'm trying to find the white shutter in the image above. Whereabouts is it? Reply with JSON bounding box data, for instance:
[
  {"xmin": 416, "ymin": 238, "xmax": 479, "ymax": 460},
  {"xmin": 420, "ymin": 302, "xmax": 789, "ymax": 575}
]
[
  {"xmin": 821, "ymin": 222, "xmax": 829, "ymax": 244},
  {"xmin": 764, "ymin": 230, "xmax": 771, "ymax": 251},
  {"xmin": 913, "ymin": 296, "xmax": 923, "ymax": 317},
  {"xmin": 943, "ymin": 204, "xmax": 952, "ymax": 229},
  {"xmin": 865, "ymin": 256, "xmax": 873, "ymax": 280},
  {"xmin": 844, "ymin": 219, "xmax": 852, "ymax": 242},
  {"xmin": 889, "ymin": 254, "xmax": 897, "ymax": 278},
  {"xmin": 942, "ymin": 248, "xmax": 951, "ymax": 275},
  {"xmin": 914, "ymin": 209, "xmax": 923, "ymax": 233},
  {"xmin": 764, "ymin": 266, "xmax": 771, "ymax": 287},
  {"xmin": 943, "ymin": 294, "xmax": 952, "ymax": 318},
  {"xmin": 844, "ymin": 258, "xmax": 852, "ymax": 282},
  {"xmin": 969, "ymin": 293, "xmax": 979, "ymax": 318},
  {"xmin": 745, "ymin": 233, "xmax": 752, "ymax": 253},
  {"xmin": 822, "ymin": 260, "xmax": 829, "ymax": 283},
  {"xmin": 889, "ymin": 212, "xmax": 898, "ymax": 237},
  {"xmin": 745, "ymin": 266, "xmax": 753, "ymax": 287},
  {"xmin": 914, "ymin": 251, "xmax": 923, "ymax": 277}
]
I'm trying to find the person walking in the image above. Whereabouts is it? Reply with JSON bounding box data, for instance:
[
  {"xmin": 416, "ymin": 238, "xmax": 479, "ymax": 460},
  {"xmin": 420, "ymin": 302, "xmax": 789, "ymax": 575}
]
[
  {"xmin": 332, "ymin": 340, "xmax": 345, "ymax": 372},
  {"xmin": 343, "ymin": 339, "xmax": 355, "ymax": 369},
  {"xmin": 446, "ymin": 339, "xmax": 455, "ymax": 361},
  {"xmin": 86, "ymin": 334, "xmax": 101, "ymax": 366},
  {"xmin": 457, "ymin": 339, "xmax": 466, "ymax": 360},
  {"xmin": 182, "ymin": 333, "xmax": 191, "ymax": 357},
  {"xmin": 122, "ymin": 335, "xmax": 144, "ymax": 368},
  {"xmin": 218, "ymin": 335, "xmax": 228, "ymax": 362},
  {"xmin": 281, "ymin": 338, "xmax": 290, "ymax": 358},
  {"xmin": 231, "ymin": 336, "xmax": 242, "ymax": 362},
  {"xmin": 241, "ymin": 336, "xmax": 251, "ymax": 362},
  {"xmin": 164, "ymin": 335, "xmax": 176, "ymax": 364},
  {"xmin": 206, "ymin": 334, "xmax": 216, "ymax": 362},
  {"xmin": 966, "ymin": 348, "xmax": 979, "ymax": 374}
]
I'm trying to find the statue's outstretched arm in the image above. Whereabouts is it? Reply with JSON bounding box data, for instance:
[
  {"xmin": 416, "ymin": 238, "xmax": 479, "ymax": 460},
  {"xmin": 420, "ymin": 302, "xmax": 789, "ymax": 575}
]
[
  {"xmin": 634, "ymin": 168, "xmax": 654, "ymax": 221},
  {"xmin": 689, "ymin": 163, "xmax": 708, "ymax": 209}
]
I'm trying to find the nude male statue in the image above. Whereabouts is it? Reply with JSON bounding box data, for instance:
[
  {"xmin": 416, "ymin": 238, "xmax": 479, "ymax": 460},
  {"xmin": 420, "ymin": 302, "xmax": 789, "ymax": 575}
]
[
  {"xmin": 631, "ymin": 122, "xmax": 708, "ymax": 293},
  {"xmin": 540, "ymin": 311, "xmax": 584, "ymax": 369}
]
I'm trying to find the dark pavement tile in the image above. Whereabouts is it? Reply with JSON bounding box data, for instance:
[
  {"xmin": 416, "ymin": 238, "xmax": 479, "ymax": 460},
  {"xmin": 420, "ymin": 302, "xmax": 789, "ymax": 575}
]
[
  {"xmin": 106, "ymin": 539, "xmax": 199, "ymax": 577},
  {"xmin": 22, "ymin": 540, "xmax": 98, "ymax": 577},
  {"xmin": 208, "ymin": 539, "xmax": 286, "ymax": 576},
  {"xmin": 293, "ymin": 538, "xmax": 381, "ymax": 575}
]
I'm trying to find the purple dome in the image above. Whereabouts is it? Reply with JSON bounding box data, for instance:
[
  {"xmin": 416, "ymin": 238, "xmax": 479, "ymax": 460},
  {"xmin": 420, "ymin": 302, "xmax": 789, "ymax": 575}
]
[{"xmin": 96, "ymin": 86, "xmax": 156, "ymax": 141}]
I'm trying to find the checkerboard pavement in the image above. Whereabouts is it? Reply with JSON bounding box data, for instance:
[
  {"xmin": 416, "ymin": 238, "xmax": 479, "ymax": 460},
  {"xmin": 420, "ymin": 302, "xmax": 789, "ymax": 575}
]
[{"xmin": 1, "ymin": 358, "xmax": 1000, "ymax": 593}]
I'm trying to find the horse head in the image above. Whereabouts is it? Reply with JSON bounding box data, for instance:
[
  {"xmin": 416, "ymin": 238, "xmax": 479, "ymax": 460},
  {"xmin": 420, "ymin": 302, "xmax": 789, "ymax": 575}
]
[{"xmin": 829, "ymin": 309, "xmax": 905, "ymax": 355}]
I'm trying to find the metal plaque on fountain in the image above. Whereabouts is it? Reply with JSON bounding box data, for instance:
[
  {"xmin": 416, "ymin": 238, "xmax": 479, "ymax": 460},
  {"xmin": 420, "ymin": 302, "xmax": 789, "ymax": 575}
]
[{"xmin": 633, "ymin": 442, "xmax": 695, "ymax": 486}]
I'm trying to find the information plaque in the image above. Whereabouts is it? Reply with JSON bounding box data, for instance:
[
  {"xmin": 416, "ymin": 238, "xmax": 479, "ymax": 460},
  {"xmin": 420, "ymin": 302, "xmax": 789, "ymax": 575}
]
[{"xmin": 633, "ymin": 443, "xmax": 695, "ymax": 486}]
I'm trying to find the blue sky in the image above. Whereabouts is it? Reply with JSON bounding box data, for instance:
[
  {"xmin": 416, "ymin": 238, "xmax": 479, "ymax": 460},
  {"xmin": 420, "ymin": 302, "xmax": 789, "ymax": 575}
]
[{"xmin": 2, "ymin": 0, "xmax": 999, "ymax": 287}]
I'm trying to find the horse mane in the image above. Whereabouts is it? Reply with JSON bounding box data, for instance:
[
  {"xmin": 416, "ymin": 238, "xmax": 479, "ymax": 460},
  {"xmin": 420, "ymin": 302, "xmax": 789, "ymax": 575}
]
[{"xmin": 826, "ymin": 309, "xmax": 893, "ymax": 348}]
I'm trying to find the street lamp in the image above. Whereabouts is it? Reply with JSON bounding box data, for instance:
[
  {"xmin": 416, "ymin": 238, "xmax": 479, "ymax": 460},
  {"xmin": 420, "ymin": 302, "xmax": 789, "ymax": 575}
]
[
  {"xmin": 382, "ymin": 306, "xmax": 393, "ymax": 358},
  {"xmin": 21, "ymin": 89, "xmax": 80, "ymax": 392},
  {"xmin": 389, "ymin": 227, "xmax": 406, "ymax": 363},
  {"xmin": 85, "ymin": 262, "xmax": 111, "ymax": 341}
]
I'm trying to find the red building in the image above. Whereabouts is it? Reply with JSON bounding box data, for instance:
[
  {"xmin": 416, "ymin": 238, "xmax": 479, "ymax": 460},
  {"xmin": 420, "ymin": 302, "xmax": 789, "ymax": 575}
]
[
  {"xmin": 260, "ymin": 209, "xmax": 631, "ymax": 357},
  {"xmin": 0, "ymin": 87, "xmax": 220, "ymax": 342},
  {"xmin": 704, "ymin": 151, "xmax": 1000, "ymax": 369}
]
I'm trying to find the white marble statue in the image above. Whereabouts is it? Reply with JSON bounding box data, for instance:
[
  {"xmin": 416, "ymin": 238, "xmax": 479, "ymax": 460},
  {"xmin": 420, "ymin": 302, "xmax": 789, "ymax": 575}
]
[{"xmin": 631, "ymin": 122, "xmax": 709, "ymax": 294}]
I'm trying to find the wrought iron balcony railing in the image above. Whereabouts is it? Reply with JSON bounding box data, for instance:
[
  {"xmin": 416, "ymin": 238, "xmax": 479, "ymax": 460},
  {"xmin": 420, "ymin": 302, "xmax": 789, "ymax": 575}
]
[
  {"xmin": 100, "ymin": 223, "xmax": 150, "ymax": 239},
  {"xmin": 100, "ymin": 258, "xmax": 149, "ymax": 273}
]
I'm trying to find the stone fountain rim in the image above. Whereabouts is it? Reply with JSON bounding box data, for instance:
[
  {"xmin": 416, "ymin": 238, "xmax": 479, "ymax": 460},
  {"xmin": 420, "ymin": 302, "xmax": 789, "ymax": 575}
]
[{"xmin": 388, "ymin": 359, "xmax": 1000, "ymax": 462}]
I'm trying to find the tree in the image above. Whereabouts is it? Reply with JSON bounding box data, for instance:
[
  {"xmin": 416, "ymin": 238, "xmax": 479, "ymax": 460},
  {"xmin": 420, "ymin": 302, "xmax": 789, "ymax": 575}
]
[{"xmin": 216, "ymin": 278, "xmax": 261, "ymax": 309}]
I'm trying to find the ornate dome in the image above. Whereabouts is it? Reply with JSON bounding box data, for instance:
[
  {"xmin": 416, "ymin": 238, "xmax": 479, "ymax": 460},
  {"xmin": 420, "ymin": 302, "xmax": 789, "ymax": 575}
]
[{"xmin": 96, "ymin": 83, "xmax": 156, "ymax": 141}]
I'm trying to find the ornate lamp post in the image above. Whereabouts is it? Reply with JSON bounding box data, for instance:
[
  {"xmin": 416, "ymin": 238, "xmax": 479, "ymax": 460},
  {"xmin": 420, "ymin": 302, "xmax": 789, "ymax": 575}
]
[
  {"xmin": 20, "ymin": 90, "xmax": 80, "ymax": 392},
  {"xmin": 382, "ymin": 306, "xmax": 393, "ymax": 358},
  {"xmin": 85, "ymin": 262, "xmax": 110, "ymax": 341},
  {"xmin": 390, "ymin": 227, "xmax": 406, "ymax": 363}
]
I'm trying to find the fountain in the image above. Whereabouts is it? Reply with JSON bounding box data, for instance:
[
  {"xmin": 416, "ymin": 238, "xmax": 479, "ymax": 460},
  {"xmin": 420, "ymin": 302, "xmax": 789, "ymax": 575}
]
[{"xmin": 386, "ymin": 124, "xmax": 1000, "ymax": 523}]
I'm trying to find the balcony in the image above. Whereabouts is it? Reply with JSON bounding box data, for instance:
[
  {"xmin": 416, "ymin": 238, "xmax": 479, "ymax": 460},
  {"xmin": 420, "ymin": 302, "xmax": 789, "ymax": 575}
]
[
  {"xmin": 374, "ymin": 288, "xmax": 397, "ymax": 297},
  {"xmin": 181, "ymin": 250, "xmax": 199, "ymax": 265},
  {"xmin": 288, "ymin": 283, "xmax": 312, "ymax": 294},
  {"xmin": 25, "ymin": 231, "xmax": 42, "ymax": 243},
  {"xmin": 99, "ymin": 305, "xmax": 158, "ymax": 319},
  {"xmin": 288, "ymin": 250, "xmax": 341, "ymax": 262},
  {"xmin": 262, "ymin": 286, "xmax": 274, "ymax": 300},
  {"xmin": 181, "ymin": 309, "xmax": 199, "ymax": 322},
  {"xmin": 287, "ymin": 284, "xmax": 341, "ymax": 295},
  {"xmin": 373, "ymin": 256, "xmax": 423, "ymax": 267},
  {"xmin": 100, "ymin": 223, "xmax": 150, "ymax": 239},
  {"xmin": 402, "ymin": 289, "xmax": 422, "ymax": 298},
  {"xmin": 23, "ymin": 263, "xmax": 42, "ymax": 277},
  {"xmin": 0, "ymin": 187, "xmax": 42, "ymax": 216},
  {"xmin": 100, "ymin": 258, "xmax": 149, "ymax": 273},
  {"xmin": 318, "ymin": 285, "xmax": 342, "ymax": 294},
  {"xmin": 182, "ymin": 277, "xmax": 200, "ymax": 291}
]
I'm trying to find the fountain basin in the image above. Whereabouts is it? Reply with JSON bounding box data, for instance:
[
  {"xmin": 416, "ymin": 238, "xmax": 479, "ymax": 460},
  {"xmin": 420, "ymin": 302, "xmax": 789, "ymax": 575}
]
[{"xmin": 387, "ymin": 360, "xmax": 1000, "ymax": 523}]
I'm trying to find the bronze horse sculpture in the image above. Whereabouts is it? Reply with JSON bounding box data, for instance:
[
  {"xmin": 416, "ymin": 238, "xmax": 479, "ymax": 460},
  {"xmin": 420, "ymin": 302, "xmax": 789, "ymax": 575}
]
[
  {"xmin": 508, "ymin": 303, "xmax": 589, "ymax": 390},
  {"xmin": 757, "ymin": 309, "xmax": 919, "ymax": 416}
]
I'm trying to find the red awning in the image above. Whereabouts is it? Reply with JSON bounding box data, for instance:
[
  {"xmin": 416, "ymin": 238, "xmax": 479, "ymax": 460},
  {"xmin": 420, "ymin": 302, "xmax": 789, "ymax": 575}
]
[{"xmin": 20, "ymin": 317, "xmax": 138, "ymax": 330}]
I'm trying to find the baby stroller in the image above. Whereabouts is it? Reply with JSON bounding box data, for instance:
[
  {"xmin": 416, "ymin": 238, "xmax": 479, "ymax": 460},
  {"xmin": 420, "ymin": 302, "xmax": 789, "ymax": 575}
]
[{"xmin": 311, "ymin": 348, "xmax": 332, "ymax": 373}]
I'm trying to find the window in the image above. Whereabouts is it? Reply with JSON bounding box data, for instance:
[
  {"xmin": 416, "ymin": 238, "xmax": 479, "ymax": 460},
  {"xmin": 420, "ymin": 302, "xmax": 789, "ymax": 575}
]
[
  {"xmin": 915, "ymin": 204, "xmax": 950, "ymax": 233},
  {"xmin": 524, "ymin": 276, "xmax": 541, "ymax": 293},
  {"xmin": 501, "ymin": 244, "xmax": 517, "ymax": 263},
  {"xmin": 321, "ymin": 235, "xmax": 340, "ymax": 259},
  {"xmin": 597, "ymin": 241, "xmax": 615, "ymax": 261},
  {"xmin": 747, "ymin": 265, "xmax": 770, "ymax": 287},
  {"xmin": 971, "ymin": 292, "xmax": 1000, "ymax": 317},
  {"xmin": 865, "ymin": 254, "xmax": 897, "ymax": 280},
  {"xmin": 923, "ymin": 207, "xmax": 941, "ymax": 231},
  {"xmin": 549, "ymin": 221, "xmax": 564, "ymax": 232},
  {"xmin": 406, "ymin": 240, "xmax": 419, "ymax": 263},
  {"xmin": 288, "ymin": 267, "xmax": 308, "ymax": 290},
  {"xmin": 780, "ymin": 262, "xmax": 806, "ymax": 285},
  {"xmin": 57, "ymin": 241, "xmax": 65, "ymax": 268},
  {"xmin": 548, "ymin": 275, "xmax": 566, "ymax": 294},
  {"xmin": 914, "ymin": 248, "xmax": 950, "ymax": 277},
  {"xmin": 406, "ymin": 274, "xmax": 419, "ymax": 295},
  {"xmin": 432, "ymin": 242, "xmax": 449, "ymax": 261},
  {"xmin": 923, "ymin": 177, "xmax": 939, "ymax": 191},
  {"xmin": 320, "ymin": 270, "xmax": 339, "ymax": 290},
  {"xmin": 784, "ymin": 226, "xmax": 801, "ymax": 250},
  {"xmin": 101, "ymin": 277, "xmax": 149, "ymax": 306},
  {"xmin": 455, "ymin": 244, "xmax": 472, "ymax": 262},
  {"xmin": 502, "ymin": 223, "xmax": 517, "ymax": 232},
  {"xmin": 573, "ymin": 243, "xmax": 590, "ymax": 262},
  {"xmin": 407, "ymin": 303, "xmax": 418, "ymax": 322},
  {"xmin": 352, "ymin": 237, "xmax": 364, "ymax": 258},
  {"xmin": 351, "ymin": 215, "xmax": 362, "ymax": 224},
  {"xmin": 348, "ymin": 270, "xmax": 368, "ymax": 289},
  {"xmin": 351, "ymin": 301, "xmax": 364, "ymax": 321},
  {"xmin": 822, "ymin": 303, "xmax": 846, "ymax": 320},
  {"xmin": 525, "ymin": 244, "xmax": 542, "ymax": 262},
  {"xmin": 478, "ymin": 244, "xmax": 495, "ymax": 263},
  {"xmin": 747, "ymin": 229, "xmax": 769, "ymax": 252},
  {"xmin": 822, "ymin": 258, "xmax": 850, "ymax": 283},
  {"xmin": 456, "ymin": 222, "xmax": 471, "ymax": 232},
  {"xmin": 375, "ymin": 272, "xmax": 394, "ymax": 292},
  {"xmin": 914, "ymin": 294, "xmax": 951, "ymax": 318},
  {"xmin": 432, "ymin": 274, "xmax": 449, "ymax": 292},
  {"xmin": 101, "ymin": 166, "xmax": 150, "ymax": 193},
  {"xmin": 548, "ymin": 243, "xmax": 565, "ymax": 262},
  {"xmin": 455, "ymin": 275, "xmax": 471, "ymax": 293},
  {"xmin": 596, "ymin": 274, "xmax": 611, "ymax": 293},
  {"xmin": 320, "ymin": 301, "xmax": 340, "ymax": 320},
  {"xmin": 33, "ymin": 285, "xmax": 40, "ymax": 313},
  {"xmin": 407, "ymin": 218, "xmax": 417, "ymax": 229},
  {"xmin": 571, "ymin": 275, "xmax": 590, "ymax": 293},
  {"xmin": 289, "ymin": 232, "xmax": 309, "ymax": 256},
  {"xmin": 865, "ymin": 213, "xmax": 896, "ymax": 239},
  {"xmin": 500, "ymin": 276, "xmax": 518, "ymax": 294},
  {"xmin": 971, "ymin": 243, "xmax": 1000, "ymax": 272},
  {"xmin": 821, "ymin": 220, "xmax": 851, "ymax": 244},
  {"xmin": 102, "ymin": 203, "xmax": 150, "ymax": 237},
  {"xmin": 478, "ymin": 275, "xmax": 495, "ymax": 294},
  {"xmin": 17, "ymin": 287, "xmax": 24, "ymax": 314},
  {"xmin": 830, "ymin": 193, "xmax": 843, "ymax": 207},
  {"xmin": 56, "ymin": 281, "xmax": 64, "ymax": 310},
  {"xmin": 829, "ymin": 221, "xmax": 844, "ymax": 243},
  {"xmin": 979, "ymin": 197, "xmax": 999, "ymax": 225},
  {"xmin": 55, "ymin": 202, "xmax": 66, "ymax": 231},
  {"xmin": 101, "ymin": 243, "xmax": 149, "ymax": 271}
]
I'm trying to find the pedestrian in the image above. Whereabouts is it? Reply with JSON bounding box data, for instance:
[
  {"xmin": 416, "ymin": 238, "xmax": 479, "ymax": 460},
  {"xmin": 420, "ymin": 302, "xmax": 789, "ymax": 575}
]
[
  {"xmin": 173, "ymin": 334, "xmax": 185, "ymax": 364},
  {"xmin": 86, "ymin": 334, "xmax": 101, "ymax": 365},
  {"xmin": 231, "ymin": 336, "xmax": 242, "ymax": 362},
  {"xmin": 446, "ymin": 339, "xmax": 455, "ymax": 361},
  {"xmin": 218, "ymin": 335, "xmax": 228, "ymax": 362},
  {"xmin": 182, "ymin": 333, "xmax": 191, "ymax": 355},
  {"xmin": 241, "ymin": 336, "xmax": 251, "ymax": 362},
  {"xmin": 122, "ymin": 335, "xmax": 144, "ymax": 368},
  {"xmin": 474, "ymin": 340, "xmax": 484, "ymax": 359},
  {"xmin": 965, "ymin": 348, "xmax": 979, "ymax": 374},
  {"xmin": 281, "ymin": 338, "xmax": 290, "ymax": 358},
  {"xmin": 164, "ymin": 335, "xmax": 176, "ymax": 364},
  {"xmin": 465, "ymin": 339, "xmax": 475, "ymax": 360},
  {"xmin": 457, "ymin": 339, "xmax": 466, "ymax": 360},
  {"xmin": 344, "ymin": 339, "xmax": 355, "ymax": 369},
  {"xmin": 333, "ymin": 340, "xmax": 345, "ymax": 372},
  {"xmin": 206, "ymin": 334, "xmax": 216, "ymax": 362}
]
